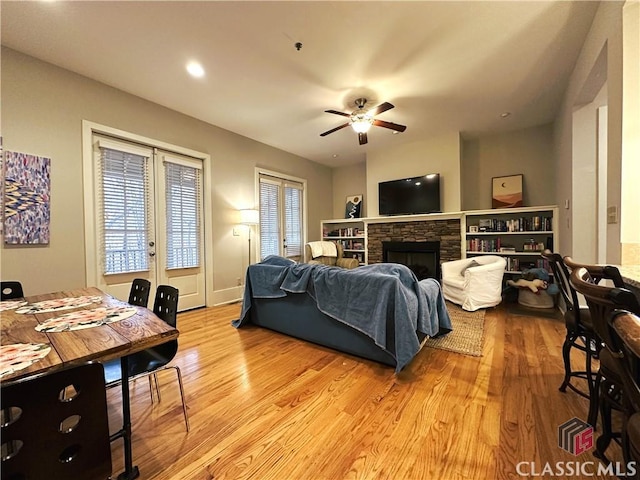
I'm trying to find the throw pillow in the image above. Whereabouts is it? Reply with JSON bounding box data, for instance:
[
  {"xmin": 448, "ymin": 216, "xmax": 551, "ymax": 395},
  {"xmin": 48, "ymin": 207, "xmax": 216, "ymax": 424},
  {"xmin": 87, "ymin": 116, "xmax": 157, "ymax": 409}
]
[{"xmin": 460, "ymin": 259, "xmax": 480, "ymax": 276}]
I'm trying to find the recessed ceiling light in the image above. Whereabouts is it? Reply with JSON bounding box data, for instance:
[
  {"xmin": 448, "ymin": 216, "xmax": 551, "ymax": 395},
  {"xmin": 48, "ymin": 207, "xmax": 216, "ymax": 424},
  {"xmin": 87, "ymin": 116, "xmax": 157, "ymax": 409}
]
[
  {"xmin": 500, "ymin": 112, "xmax": 511, "ymax": 118},
  {"xmin": 332, "ymin": 154, "xmax": 339, "ymax": 158},
  {"xmin": 186, "ymin": 62, "xmax": 205, "ymax": 78},
  {"xmin": 392, "ymin": 131, "xmax": 400, "ymax": 135}
]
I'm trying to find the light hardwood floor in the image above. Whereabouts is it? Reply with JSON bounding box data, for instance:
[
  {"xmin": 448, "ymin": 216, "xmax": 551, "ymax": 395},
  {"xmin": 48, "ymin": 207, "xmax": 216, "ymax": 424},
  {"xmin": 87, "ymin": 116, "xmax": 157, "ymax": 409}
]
[{"xmin": 108, "ymin": 302, "xmax": 622, "ymax": 480}]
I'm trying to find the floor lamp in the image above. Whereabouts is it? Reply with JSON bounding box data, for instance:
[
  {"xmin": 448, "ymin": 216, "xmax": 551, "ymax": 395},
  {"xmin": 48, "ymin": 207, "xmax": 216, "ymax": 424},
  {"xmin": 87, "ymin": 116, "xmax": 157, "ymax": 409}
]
[{"xmin": 239, "ymin": 209, "xmax": 259, "ymax": 265}]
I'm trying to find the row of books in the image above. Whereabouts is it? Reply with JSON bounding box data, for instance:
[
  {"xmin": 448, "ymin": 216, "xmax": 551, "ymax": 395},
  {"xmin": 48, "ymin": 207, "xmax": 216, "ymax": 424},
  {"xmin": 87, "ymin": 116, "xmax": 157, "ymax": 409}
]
[
  {"xmin": 340, "ymin": 239, "xmax": 364, "ymax": 250},
  {"xmin": 505, "ymin": 257, "xmax": 552, "ymax": 273},
  {"xmin": 472, "ymin": 216, "xmax": 552, "ymax": 233},
  {"xmin": 466, "ymin": 238, "xmax": 547, "ymax": 253},
  {"xmin": 324, "ymin": 227, "xmax": 361, "ymax": 237},
  {"xmin": 467, "ymin": 238, "xmax": 502, "ymax": 252}
]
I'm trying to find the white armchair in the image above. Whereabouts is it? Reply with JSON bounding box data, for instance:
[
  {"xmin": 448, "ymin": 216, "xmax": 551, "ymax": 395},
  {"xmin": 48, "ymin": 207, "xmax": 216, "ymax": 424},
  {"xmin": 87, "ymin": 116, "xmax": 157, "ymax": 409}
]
[{"xmin": 441, "ymin": 255, "xmax": 507, "ymax": 311}]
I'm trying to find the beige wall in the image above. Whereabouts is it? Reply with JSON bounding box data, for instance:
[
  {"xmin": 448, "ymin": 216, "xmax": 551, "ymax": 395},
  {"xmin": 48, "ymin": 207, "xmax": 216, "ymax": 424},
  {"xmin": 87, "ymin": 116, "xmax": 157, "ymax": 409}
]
[
  {"xmin": 365, "ymin": 132, "xmax": 462, "ymax": 217},
  {"xmin": 1, "ymin": 48, "xmax": 333, "ymax": 300},
  {"xmin": 461, "ymin": 124, "xmax": 555, "ymax": 211},
  {"xmin": 334, "ymin": 126, "xmax": 556, "ymax": 222},
  {"xmin": 621, "ymin": 0, "xmax": 640, "ymax": 264},
  {"xmin": 331, "ymin": 163, "xmax": 367, "ymax": 221},
  {"xmin": 553, "ymin": 1, "xmax": 624, "ymax": 261}
]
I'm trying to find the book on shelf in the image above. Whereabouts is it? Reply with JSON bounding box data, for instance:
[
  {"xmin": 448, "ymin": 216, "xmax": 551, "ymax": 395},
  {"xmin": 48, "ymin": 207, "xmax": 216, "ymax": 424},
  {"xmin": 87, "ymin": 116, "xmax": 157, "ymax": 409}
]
[
  {"xmin": 506, "ymin": 257, "xmax": 520, "ymax": 272},
  {"xmin": 466, "ymin": 237, "xmax": 502, "ymax": 252},
  {"xmin": 470, "ymin": 215, "xmax": 553, "ymax": 233},
  {"xmin": 505, "ymin": 257, "xmax": 552, "ymax": 274}
]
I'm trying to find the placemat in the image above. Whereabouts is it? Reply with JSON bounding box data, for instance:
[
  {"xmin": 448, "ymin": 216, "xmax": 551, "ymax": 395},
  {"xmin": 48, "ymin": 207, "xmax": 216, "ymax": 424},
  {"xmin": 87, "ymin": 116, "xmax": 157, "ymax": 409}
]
[
  {"xmin": 0, "ymin": 343, "xmax": 51, "ymax": 378},
  {"xmin": 16, "ymin": 295, "xmax": 103, "ymax": 314},
  {"xmin": 0, "ymin": 300, "xmax": 28, "ymax": 312},
  {"xmin": 35, "ymin": 306, "xmax": 138, "ymax": 333}
]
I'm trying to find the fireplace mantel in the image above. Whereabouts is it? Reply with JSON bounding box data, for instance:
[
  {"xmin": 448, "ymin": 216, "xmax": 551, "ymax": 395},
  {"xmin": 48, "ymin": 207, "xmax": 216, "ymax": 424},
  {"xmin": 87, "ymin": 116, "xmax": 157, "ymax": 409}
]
[{"xmin": 358, "ymin": 212, "xmax": 463, "ymax": 225}]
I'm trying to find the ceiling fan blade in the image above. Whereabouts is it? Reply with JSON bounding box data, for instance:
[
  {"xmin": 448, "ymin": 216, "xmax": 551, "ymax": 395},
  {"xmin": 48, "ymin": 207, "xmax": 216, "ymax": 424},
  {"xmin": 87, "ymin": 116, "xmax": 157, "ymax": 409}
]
[
  {"xmin": 325, "ymin": 109, "xmax": 351, "ymax": 117},
  {"xmin": 368, "ymin": 102, "xmax": 394, "ymax": 116},
  {"xmin": 320, "ymin": 123, "xmax": 349, "ymax": 137},
  {"xmin": 373, "ymin": 119, "xmax": 407, "ymax": 133},
  {"xmin": 358, "ymin": 132, "xmax": 368, "ymax": 145}
]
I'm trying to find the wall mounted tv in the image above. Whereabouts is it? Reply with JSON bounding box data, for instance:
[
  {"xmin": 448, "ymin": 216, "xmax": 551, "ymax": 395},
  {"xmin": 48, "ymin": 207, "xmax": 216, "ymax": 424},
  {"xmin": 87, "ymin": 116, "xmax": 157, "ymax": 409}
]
[{"xmin": 378, "ymin": 174, "xmax": 441, "ymax": 216}]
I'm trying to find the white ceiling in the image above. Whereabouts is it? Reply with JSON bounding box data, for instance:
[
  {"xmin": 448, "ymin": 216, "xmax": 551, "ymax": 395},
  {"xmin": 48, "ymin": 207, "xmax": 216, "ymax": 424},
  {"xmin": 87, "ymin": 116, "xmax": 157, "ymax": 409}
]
[{"xmin": 1, "ymin": 1, "xmax": 599, "ymax": 167}]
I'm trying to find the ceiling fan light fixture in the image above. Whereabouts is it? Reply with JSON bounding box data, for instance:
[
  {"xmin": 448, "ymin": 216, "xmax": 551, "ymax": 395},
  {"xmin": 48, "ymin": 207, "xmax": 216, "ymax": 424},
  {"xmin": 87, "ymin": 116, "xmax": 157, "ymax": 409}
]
[
  {"xmin": 320, "ymin": 99, "xmax": 405, "ymax": 145},
  {"xmin": 350, "ymin": 114, "xmax": 373, "ymax": 133}
]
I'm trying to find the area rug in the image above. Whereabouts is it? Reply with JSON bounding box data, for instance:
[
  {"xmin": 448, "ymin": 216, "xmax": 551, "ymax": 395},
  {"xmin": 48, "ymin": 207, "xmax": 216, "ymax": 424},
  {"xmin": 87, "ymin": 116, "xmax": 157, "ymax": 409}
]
[{"xmin": 425, "ymin": 302, "xmax": 486, "ymax": 356}]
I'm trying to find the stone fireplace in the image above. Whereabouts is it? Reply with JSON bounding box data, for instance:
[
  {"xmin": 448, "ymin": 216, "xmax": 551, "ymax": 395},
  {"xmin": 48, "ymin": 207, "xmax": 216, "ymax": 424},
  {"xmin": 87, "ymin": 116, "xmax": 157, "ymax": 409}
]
[
  {"xmin": 367, "ymin": 218, "xmax": 461, "ymax": 279},
  {"xmin": 383, "ymin": 241, "xmax": 441, "ymax": 280}
]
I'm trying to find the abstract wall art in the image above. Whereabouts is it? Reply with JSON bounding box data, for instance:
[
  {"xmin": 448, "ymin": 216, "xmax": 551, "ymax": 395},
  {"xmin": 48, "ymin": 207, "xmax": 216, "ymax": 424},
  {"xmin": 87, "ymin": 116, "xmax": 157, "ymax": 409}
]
[
  {"xmin": 3, "ymin": 150, "xmax": 51, "ymax": 244},
  {"xmin": 492, "ymin": 174, "xmax": 523, "ymax": 209},
  {"xmin": 345, "ymin": 195, "xmax": 363, "ymax": 219}
]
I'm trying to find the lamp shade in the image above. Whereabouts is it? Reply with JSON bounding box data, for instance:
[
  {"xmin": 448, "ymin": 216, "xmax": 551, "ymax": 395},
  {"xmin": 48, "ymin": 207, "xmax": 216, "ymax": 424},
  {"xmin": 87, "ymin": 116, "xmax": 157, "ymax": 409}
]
[{"xmin": 239, "ymin": 209, "xmax": 259, "ymax": 225}]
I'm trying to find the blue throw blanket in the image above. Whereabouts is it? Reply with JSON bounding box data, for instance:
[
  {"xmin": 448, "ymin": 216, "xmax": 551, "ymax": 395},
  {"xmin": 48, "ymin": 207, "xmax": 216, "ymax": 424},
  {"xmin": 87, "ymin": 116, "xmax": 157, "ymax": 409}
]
[{"xmin": 234, "ymin": 256, "xmax": 452, "ymax": 372}]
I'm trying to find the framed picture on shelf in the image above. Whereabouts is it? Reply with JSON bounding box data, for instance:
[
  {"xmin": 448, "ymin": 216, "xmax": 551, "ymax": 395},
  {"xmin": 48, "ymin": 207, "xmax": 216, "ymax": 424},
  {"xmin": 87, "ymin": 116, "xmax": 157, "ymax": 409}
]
[
  {"xmin": 492, "ymin": 174, "xmax": 523, "ymax": 208},
  {"xmin": 345, "ymin": 195, "xmax": 363, "ymax": 219}
]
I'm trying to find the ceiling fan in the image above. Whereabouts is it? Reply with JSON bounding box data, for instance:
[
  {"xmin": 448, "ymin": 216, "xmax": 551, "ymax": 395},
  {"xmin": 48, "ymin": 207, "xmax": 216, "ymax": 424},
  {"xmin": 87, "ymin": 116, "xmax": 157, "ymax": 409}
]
[{"xmin": 320, "ymin": 98, "xmax": 407, "ymax": 145}]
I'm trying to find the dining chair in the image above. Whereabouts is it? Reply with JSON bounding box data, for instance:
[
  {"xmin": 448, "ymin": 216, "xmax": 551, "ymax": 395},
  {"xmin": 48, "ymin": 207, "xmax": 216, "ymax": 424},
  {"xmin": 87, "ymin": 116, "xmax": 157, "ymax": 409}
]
[
  {"xmin": 1, "ymin": 362, "xmax": 112, "ymax": 480},
  {"xmin": 128, "ymin": 278, "xmax": 151, "ymax": 308},
  {"xmin": 541, "ymin": 251, "xmax": 599, "ymax": 406},
  {"xmin": 104, "ymin": 285, "xmax": 189, "ymax": 431},
  {"xmin": 1, "ymin": 281, "xmax": 24, "ymax": 300},
  {"xmin": 570, "ymin": 265, "xmax": 640, "ymax": 463}
]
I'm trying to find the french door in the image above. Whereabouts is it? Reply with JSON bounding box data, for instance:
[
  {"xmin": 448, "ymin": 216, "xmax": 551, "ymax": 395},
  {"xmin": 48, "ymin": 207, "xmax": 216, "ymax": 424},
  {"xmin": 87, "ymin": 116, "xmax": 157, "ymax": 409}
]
[
  {"xmin": 89, "ymin": 135, "xmax": 205, "ymax": 310},
  {"xmin": 258, "ymin": 173, "xmax": 304, "ymax": 262}
]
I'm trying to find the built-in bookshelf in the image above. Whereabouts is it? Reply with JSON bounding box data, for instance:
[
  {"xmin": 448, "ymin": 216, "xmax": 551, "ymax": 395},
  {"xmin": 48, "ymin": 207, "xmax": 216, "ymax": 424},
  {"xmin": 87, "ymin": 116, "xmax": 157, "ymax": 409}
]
[
  {"xmin": 318, "ymin": 206, "xmax": 558, "ymax": 274},
  {"xmin": 321, "ymin": 219, "xmax": 367, "ymax": 265},
  {"xmin": 463, "ymin": 206, "xmax": 558, "ymax": 274}
]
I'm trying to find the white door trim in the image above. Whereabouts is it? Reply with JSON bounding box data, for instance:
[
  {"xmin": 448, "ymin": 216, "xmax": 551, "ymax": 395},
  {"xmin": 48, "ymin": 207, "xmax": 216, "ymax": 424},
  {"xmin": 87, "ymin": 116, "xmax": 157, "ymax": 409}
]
[{"xmin": 81, "ymin": 120, "xmax": 214, "ymax": 307}]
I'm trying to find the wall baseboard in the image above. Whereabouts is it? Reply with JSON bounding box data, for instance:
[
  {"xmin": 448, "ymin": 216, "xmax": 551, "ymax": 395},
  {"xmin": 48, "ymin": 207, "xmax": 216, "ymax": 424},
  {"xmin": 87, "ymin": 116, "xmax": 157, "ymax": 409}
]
[{"xmin": 212, "ymin": 285, "xmax": 244, "ymax": 307}]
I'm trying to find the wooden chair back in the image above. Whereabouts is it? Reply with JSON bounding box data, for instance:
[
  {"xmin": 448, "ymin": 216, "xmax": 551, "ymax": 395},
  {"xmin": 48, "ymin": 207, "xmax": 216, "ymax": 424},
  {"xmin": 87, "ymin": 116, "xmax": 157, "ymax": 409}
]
[{"xmin": 1, "ymin": 363, "xmax": 112, "ymax": 480}]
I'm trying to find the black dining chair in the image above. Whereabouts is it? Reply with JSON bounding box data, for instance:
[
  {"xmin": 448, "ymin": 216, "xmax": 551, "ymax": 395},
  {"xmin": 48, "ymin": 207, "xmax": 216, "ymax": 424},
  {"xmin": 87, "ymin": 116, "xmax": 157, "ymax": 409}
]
[
  {"xmin": 570, "ymin": 265, "xmax": 640, "ymax": 463},
  {"xmin": 541, "ymin": 251, "xmax": 599, "ymax": 406},
  {"xmin": 128, "ymin": 278, "xmax": 151, "ymax": 308},
  {"xmin": 1, "ymin": 281, "xmax": 24, "ymax": 301},
  {"xmin": 1, "ymin": 363, "xmax": 112, "ymax": 480},
  {"xmin": 104, "ymin": 285, "xmax": 189, "ymax": 431}
]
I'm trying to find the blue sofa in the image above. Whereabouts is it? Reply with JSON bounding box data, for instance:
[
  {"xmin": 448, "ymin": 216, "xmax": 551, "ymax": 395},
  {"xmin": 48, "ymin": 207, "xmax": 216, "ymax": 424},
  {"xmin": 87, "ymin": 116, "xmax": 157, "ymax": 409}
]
[{"xmin": 233, "ymin": 256, "xmax": 452, "ymax": 372}]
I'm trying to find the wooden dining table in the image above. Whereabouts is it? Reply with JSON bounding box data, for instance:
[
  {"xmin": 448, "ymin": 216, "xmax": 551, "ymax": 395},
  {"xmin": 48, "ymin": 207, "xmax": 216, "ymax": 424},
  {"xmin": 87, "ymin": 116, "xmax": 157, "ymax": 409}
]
[{"xmin": 0, "ymin": 286, "xmax": 179, "ymax": 480}]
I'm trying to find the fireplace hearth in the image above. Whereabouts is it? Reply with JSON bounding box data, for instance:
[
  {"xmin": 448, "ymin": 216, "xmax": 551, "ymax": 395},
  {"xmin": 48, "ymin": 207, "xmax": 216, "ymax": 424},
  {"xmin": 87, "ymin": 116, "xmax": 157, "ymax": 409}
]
[{"xmin": 382, "ymin": 241, "xmax": 441, "ymax": 280}]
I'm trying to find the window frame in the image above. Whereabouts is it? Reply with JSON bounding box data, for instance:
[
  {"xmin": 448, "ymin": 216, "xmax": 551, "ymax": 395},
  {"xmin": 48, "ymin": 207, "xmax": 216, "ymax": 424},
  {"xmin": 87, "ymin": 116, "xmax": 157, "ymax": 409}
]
[{"xmin": 255, "ymin": 168, "xmax": 307, "ymax": 262}]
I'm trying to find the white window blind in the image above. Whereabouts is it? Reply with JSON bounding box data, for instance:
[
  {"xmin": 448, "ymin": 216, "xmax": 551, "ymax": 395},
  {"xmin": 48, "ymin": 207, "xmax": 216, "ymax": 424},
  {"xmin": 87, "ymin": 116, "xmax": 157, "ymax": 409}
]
[
  {"xmin": 284, "ymin": 183, "xmax": 303, "ymax": 258},
  {"xmin": 164, "ymin": 160, "xmax": 202, "ymax": 269},
  {"xmin": 259, "ymin": 178, "xmax": 280, "ymax": 260},
  {"xmin": 99, "ymin": 144, "xmax": 150, "ymax": 275}
]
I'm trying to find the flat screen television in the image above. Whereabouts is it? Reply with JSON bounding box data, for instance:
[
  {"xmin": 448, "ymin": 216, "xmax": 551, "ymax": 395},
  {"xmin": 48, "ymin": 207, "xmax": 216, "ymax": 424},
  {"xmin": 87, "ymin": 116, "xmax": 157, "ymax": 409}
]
[{"xmin": 378, "ymin": 174, "xmax": 441, "ymax": 215}]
